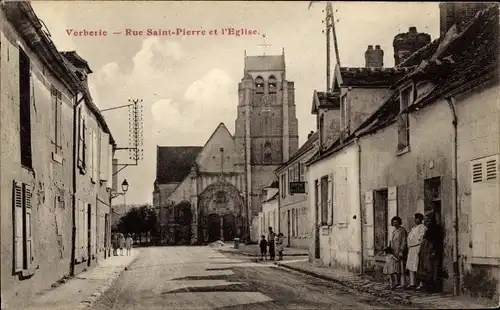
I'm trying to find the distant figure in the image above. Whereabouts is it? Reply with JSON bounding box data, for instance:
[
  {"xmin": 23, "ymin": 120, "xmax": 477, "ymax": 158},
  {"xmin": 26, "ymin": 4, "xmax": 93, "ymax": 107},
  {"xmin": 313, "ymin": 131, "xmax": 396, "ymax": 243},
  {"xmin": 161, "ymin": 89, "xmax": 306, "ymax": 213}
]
[
  {"xmin": 267, "ymin": 227, "xmax": 276, "ymax": 260},
  {"xmin": 276, "ymin": 233, "xmax": 285, "ymax": 261},
  {"xmin": 112, "ymin": 233, "xmax": 118, "ymax": 256},
  {"xmin": 118, "ymin": 233, "xmax": 126, "ymax": 256},
  {"xmin": 125, "ymin": 234, "xmax": 133, "ymax": 256},
  {"xmin": 259, "ymin": 235, "xmax": 268, "ymax": 261}
]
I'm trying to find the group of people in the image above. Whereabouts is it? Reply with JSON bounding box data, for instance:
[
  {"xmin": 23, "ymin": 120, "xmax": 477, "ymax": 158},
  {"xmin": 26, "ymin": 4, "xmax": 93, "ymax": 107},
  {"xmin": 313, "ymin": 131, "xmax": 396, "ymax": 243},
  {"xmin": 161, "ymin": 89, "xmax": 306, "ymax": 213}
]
[
  {"xmin": 259, "ymin": 227, "xmax": 285, "ymax": 261},
  {"xmin": 384, "ymin": 211, "xmax": 443, "ymax": 292},
  {"xmin": 111, "ymin": 233, "xmax": 134, "ymax": 256}
]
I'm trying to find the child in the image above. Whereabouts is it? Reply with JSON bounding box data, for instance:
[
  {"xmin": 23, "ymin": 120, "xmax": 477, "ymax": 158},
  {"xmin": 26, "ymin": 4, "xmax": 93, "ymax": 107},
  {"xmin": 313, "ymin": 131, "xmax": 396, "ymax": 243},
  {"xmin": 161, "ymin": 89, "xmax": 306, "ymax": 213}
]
[
  {"xmin": 125, "ymin": 234, "xmax": 133, "ymax": 256},
  {"xmin": 276, "ymin": 233, "xmax": 285, "ymax": 261},
  {"xmin": 384, "ymin": 246, "xmax": 399, "ymax": 289},
  {"xmin": 259, "ymin": 235, "xmax": 268, "ymax": 261}
]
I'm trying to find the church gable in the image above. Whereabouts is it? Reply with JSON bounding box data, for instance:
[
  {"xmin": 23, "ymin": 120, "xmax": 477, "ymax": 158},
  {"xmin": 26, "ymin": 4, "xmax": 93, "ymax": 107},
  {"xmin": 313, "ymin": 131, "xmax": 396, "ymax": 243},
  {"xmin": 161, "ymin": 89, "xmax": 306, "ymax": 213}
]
[{"xmin": 196, "ymin": 123, "xmax": 238, "ymax": 173}]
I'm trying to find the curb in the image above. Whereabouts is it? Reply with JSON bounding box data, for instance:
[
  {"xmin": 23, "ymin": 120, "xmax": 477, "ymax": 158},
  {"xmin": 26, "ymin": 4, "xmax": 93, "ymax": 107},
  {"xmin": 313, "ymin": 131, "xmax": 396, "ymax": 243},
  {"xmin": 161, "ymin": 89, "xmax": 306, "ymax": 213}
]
[
  {"xmin": 275, "ymin": 262, "xmax": 415, "ymax": 307},
  {"xmin": 76, "ymin": 253, "xmax": 141, "ymax": 309}
]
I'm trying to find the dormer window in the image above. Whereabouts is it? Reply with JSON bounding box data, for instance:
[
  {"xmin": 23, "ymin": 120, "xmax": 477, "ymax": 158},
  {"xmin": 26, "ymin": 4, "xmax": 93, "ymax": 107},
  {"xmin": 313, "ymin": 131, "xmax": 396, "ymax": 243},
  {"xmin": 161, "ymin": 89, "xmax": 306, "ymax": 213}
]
[
  {"xmin": 397, "ymin": 85, "xmax": 413, "ymax": 153},
  {"xmin": 255, "ymin": 76, "xmax": 264, "ymax": 94},
  {"xmin": 269, "ymin": 76, "xmax": 277, "ymax": 94}
]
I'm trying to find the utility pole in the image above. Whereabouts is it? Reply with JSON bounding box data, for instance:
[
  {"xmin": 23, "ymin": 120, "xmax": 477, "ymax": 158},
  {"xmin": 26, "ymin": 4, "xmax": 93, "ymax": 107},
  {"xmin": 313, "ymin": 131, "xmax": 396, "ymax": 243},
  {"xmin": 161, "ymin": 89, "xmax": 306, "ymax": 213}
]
[{"xmin": 322, "ymin": 1, "xmax": 341, "ymax": 92}]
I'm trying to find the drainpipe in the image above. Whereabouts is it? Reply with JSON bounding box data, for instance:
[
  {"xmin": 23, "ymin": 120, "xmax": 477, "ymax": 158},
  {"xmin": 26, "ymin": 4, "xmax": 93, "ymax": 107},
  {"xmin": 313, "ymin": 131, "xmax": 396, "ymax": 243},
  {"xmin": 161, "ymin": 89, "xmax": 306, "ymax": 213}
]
[
  {"xmin": 355, "ymin": 137, "xmax": 364, "ymax": 274},
  {"xmin": 70, "ymin": 92, "xmax": 85, "ymax": 276},
  {"xmin": 446, "ymin": 97, "xmax": 460, "ymax": 296}
]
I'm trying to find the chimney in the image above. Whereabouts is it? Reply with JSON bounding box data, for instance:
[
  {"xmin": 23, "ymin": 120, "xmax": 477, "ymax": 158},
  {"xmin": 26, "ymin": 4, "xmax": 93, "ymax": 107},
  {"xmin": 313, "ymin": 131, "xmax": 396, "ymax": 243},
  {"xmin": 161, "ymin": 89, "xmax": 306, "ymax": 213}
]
[
  {"xmin": 439, "ymin": 2, "xmax": 491, "ymax": 36},
  {"xmin": 393, "ymin": 27, "xmax": 431, "ymax": 66},
  {"xmin": 308, "ymin": 131, "xmax": 315, "ymax": 139},
  {"xmin": 365, "ymin": 44, "xmax": 384, "ymax": 68}
]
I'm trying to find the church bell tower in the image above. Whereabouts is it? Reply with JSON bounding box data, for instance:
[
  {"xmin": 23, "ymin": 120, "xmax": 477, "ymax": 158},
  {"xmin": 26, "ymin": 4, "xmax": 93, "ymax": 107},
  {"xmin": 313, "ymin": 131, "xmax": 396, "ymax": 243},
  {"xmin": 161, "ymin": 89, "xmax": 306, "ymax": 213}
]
[{"xmin": 234, "ymin": 50, "xmax": 299, "ymax": 234}]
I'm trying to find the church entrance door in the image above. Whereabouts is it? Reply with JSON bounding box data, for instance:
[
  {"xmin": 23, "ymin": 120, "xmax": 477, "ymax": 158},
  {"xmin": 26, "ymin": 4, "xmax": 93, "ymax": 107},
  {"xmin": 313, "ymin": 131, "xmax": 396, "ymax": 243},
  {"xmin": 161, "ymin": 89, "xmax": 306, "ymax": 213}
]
[
  {"xmin": 207, "ymin": 213, "xmax": 221, "ymax": 243},
  {"xmin": 222, "ymin": 214, "xmax": 235, "ymax": 241}
]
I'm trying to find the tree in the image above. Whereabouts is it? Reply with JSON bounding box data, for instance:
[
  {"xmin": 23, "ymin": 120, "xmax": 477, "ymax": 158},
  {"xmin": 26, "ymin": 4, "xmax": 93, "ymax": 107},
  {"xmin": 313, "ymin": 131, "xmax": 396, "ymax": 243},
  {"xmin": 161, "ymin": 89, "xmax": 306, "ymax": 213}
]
[{"xmin": 116, "ymin": 204, "xmax": 157, "ymax": 236}]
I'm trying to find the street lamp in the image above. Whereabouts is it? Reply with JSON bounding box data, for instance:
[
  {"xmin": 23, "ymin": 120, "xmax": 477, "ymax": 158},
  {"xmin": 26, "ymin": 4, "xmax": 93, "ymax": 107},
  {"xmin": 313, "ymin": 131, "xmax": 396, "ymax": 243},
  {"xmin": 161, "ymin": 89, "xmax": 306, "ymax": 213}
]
[{"xmin": 121, "ymin": 179, "xmax": 129, "ymax": 193}]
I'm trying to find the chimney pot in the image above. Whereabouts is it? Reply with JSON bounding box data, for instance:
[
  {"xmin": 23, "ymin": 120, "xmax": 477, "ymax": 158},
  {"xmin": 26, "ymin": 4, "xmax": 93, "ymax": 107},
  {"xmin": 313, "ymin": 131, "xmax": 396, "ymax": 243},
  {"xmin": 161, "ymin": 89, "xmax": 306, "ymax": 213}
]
[
  {"xmin": 367, "ymin": 45, "xmax": 374, "ymax": 50},
  {"xmin": 375, "ymin": 45, "xmax": 381, "ymax": 49},
  {"xmin": 409, "ymin": 26, "xmax": 417, "ymax": 33}
]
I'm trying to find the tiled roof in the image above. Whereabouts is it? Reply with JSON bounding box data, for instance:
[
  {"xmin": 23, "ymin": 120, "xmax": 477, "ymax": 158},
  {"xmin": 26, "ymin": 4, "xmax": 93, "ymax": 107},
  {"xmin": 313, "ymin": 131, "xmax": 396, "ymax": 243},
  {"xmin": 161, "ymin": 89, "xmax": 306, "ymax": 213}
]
[
  {"xmin": 156, "ymin": 146, "xmax": 203, "ymax": 184},
  {"xmin": 60, "ymin": 51, "xmax": 93, "ymax": 73},
  {"xmin": 280, "ymin": 132, "xmax": 319, "ymax": 169},
  {"xmin": 339, "ymin": 67, "xmax": 414, "ymax": 87},
  {"xmin": 244, "ymin": 55, "xmax": 285, "ymax": 72},
  {"xmin": 396, "ymin": 37, "xmax": 444, "ymax": 68}
]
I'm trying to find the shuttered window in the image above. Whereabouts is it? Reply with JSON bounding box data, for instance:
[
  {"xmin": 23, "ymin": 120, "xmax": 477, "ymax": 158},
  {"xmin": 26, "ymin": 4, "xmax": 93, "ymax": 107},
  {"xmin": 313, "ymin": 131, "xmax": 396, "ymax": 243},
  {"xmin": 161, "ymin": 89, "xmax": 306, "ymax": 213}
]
[
  {"xmin": 320, "ymin": 176, "xmax": 329, "ymax": 225},
  {"xmin": 51, "ymin": 86, "xmax": 63, "ymax": 154},
  {"xmin": 12, "ymin": 181, "xmax": 35, "ymax": 273}
]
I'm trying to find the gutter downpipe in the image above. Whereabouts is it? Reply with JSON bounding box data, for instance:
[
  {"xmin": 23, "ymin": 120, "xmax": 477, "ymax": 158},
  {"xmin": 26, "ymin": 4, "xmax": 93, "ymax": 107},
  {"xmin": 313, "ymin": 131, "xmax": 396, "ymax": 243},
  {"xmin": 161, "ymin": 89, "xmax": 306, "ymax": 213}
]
[
  {"xmin": 355, "ymin": 136, "xmax": 364, "ymax": 274},
  {"xmin": 70, "ymin": 93, "xmax": 85, "ymax": 276},
  {"xmin": 446, "ymin": 97, "xmax": 460, "ymax": 296}
]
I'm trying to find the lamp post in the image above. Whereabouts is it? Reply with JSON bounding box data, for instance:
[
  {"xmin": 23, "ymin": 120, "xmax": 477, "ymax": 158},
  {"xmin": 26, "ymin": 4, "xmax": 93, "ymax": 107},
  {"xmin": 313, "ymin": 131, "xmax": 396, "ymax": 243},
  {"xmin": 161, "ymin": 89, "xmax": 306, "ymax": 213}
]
[{"xmin": 121, "ymin": 179, "xmax": 129, "ymax": 213}]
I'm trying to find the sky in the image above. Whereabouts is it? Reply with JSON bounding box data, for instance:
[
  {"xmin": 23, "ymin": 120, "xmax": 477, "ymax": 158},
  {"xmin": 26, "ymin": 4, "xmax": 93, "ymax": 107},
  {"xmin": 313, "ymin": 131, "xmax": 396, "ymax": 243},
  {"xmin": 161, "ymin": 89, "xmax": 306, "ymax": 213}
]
[{"xmin": 31, "ymin": 1, "xmax": 440, "ymax": 205}]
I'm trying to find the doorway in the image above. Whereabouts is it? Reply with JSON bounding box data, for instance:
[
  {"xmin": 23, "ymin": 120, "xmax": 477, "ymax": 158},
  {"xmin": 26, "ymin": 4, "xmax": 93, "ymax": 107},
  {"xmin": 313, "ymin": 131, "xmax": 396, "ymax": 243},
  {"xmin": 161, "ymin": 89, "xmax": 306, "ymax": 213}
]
[
  {"xmin": 222, "ymin": 214, "xmax": 235, "ymax": 241},
  {"xmin": 104, "ymin": 214, "xmax": 109, "ymax": 258},
  {"xmin": 314, "ymin": 180, "xmax": 320, "ymax": 259},
  {"xmin": 207, "ymin": 213, "xmax": 221, "ymax": 243},
  {"xmin": 424, "ymin": 177, "xmax": 444, "ymax": 292},
  {"xmin": 287, "ymin": 210, "xmax": 291, "ymax": 246},
  {"xmin": 374, "ymin": 189, "xmax": 388, "ymax": 256}
]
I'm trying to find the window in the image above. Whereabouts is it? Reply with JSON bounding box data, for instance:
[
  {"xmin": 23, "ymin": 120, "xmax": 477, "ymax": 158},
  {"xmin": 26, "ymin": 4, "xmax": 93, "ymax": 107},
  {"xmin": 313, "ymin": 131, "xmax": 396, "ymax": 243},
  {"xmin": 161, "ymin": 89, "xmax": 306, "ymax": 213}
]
[
  {"xmin": 292, "ymin": 209, "xmax": 295, "ymax": 237},
  {"xmin": 295, "ymin": 209, "xmax": 299, "ymax": 236},
  {"xmin": 398, "ymin": 86, "xmax": 412, "ymax": 151},
  {"xmin": 77, "ymin": 107, "xmax": 87, "ymax": 172},
  {"xmin": 13, "ymin": 181, "xmax": 34, "ymax": 273},
  {"xmin": 19, "ymin": 49, "xmax": 32, "ymax": 168},
  {"xmin": 264, "ymin": 141, "xmax": 272, "ymax": 162},
  {"xmin": 51, "ymin": 86, "xmax": 62, "ymax": 154},
  {"xmin": 470, "ymin": 155, "xmax": 499, "ymax": 258},
  {"xmin": 320, "ymin": 176, "xmax": 329, "ymax": 225},
  {"xmin": 269, "ymin": 76, "xmax": 277, "ymax": 94},
  {"xmin": 288, "ymin": 168, "xmax": 293, "ymax": 194},
  {"xmin": 341, "ymin": 95, "xmax": 350, "ymax": 137},
  {"xmin": 299, "ymin": 163, "xmax": 305, "ymax": 182},
  {"xmin": 281, "ymin": 173, "xmax": 287, "ymax": 198},
  {"xmin": 255, "ymin": 76, "xmax": 264, "ymax": 94}
]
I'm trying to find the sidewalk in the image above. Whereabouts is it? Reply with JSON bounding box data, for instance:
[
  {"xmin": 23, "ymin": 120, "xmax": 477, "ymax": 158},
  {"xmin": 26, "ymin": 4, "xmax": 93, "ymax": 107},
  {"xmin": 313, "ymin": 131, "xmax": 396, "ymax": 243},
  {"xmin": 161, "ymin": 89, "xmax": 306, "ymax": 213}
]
[
  {"xmin": 216, "ymin": 242, "xmax": 309, "ymax": 257},
  {"xmin": 275, "ymin": 259, "xmax": 498, "ymax": 309},
  {"xmin": 19, "ymin": 250, "xmax": 140, "ymax": 310}
]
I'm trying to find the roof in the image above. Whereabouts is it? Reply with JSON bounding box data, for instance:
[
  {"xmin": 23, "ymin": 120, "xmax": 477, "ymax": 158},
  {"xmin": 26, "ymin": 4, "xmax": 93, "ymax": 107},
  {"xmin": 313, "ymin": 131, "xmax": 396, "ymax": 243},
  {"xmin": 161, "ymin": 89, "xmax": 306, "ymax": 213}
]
[
  {"xmin": 307, "ymin": 3, "xmax": 499, "ymax": 166},
  {"xmin": 396, "ymin": 37, "xmax": 444, "ymax": 68},
  {"xmin": 156, "ymin": 146, "xmax": 203, "ymax": 184},
  {"xmin": 277, "ymin": 131, "xmax": 319, "ymax": 172},
  {"xmin": 244, "ymin": 55, "xmax": 285, "ymax": 72},
  {"xmin": 60, "ymin": 51, "xmax": 93, "ymax": 73},
  {"xmin": 337, "ymin": 66, "xmax": 414, "ymax": 87},
  {"xmin": 263, "ymin": 191, "xmax": 279, "ymax": 203},
  {"xmin": 311, "ymin": 91, "xmax": 340, "ymax": 114}
]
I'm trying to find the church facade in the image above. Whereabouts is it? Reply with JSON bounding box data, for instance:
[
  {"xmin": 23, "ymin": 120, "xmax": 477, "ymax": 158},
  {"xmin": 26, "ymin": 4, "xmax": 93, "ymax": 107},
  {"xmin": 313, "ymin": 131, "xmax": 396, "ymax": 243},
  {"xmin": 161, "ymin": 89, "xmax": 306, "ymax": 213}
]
[{"xmin": 153, "ymin": 53, "xmax": 299, "ymax": 244}]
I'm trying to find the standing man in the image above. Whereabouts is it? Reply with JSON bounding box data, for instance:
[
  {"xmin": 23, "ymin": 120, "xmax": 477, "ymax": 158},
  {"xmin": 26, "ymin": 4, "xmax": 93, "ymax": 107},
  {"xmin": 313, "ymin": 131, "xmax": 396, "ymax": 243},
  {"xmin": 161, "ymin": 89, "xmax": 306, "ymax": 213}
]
[{"xmin": 267, "ymin": 227, "xmax": 276, "ymax": 261}]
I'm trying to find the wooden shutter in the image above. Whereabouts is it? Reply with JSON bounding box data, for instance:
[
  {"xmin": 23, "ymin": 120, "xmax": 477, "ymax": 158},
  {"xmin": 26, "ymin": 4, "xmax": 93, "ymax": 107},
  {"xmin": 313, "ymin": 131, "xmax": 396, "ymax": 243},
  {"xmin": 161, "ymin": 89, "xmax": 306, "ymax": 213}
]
[
  {"xmin": 78, "ymin": 107, "xmax": 84, "ymax": 167},
  {"xmin": 107, "ymin": 145, "xmax": 113, "ymax": 188},
  {"xmin": 327, "ymin": 173, "xmax": 333, "ymax": 225},
  {"xmin": 340, "ymin": 167, "xmax": 348, "ymax": 223},
  {"xmin": 100, "ymin": 133, "xmax": 109, "ymax": 180},
  {"xmin": 13, "ymin": 181, "xmax": 23, "ymax": 272},
  {"xmin": 365, "ymin": 191, "xmax": 374, "ymax": 256},
  {"xmin": 24, "ymin": 183, "xmax": 33, "ymax": 269},
  {"xmin": 316, "ymin": 180, "xmax": 321, "ymax": 224},
  {"xmin": 80, "ymin": 201, "xmax": 85, "ymax": 260},
  {"xmin": 94, "ymin": 131, "xmax": 99, "ymax": 181},
  {"xmin": 91, "ymin": 204, "xmax": 96, "ymax": 257},
  {"xmin": 387, "ymin": 186, "xmax": 398, "ymax": 240}
]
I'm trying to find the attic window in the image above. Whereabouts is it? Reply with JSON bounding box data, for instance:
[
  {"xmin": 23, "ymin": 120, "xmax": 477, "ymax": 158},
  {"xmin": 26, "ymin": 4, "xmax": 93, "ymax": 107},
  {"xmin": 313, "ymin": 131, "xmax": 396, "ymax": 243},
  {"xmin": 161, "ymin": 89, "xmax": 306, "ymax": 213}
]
[
  {"xmin": 255, "ymin": 76, "xmax": 264, "ymax": 94},
  {"xmin": 269, "ymin": 76, "xmax": 277, "ymax": 94}
]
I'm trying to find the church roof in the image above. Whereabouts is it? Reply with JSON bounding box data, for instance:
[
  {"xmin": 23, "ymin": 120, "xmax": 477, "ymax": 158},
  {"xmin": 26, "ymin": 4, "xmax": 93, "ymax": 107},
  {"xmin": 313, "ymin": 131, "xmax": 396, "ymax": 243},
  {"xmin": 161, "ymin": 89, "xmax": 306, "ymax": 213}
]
[
  {"xmin": 244, "ymin": 55, "xmax": 285, "ymax": 72},
  {"xmin": 156, "ymin": 146, "xmax": 203, "ymax": 184}
]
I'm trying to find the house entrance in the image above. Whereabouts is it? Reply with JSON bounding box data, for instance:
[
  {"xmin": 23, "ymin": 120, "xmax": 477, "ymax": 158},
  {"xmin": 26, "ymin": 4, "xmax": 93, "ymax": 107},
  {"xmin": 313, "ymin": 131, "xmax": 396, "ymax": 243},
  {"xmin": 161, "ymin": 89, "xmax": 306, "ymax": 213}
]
[
  {"xmin": 207, "ymin": 213, "xmax": 221, "ymax": 243},
  {"xmin": 222, "ymin": 214, "xmax": 235, "ymax": 241}
]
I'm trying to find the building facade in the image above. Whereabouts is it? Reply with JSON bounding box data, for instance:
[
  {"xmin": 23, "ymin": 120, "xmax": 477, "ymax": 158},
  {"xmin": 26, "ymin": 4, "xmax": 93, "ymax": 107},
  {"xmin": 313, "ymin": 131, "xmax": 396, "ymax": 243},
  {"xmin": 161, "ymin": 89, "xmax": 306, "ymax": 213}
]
[
  {"xmin": 276, "ymin": 131, "xmax": 318, "ymax": 249},
  {"xmin": 0, "ymin": 3, "xmax": 115, "ymax": 308},
  {"xmin": 153, "ymin": 53, "xmax": 298, "ymax": 244},
  {"xmin": 255, "ymin": 187, "xmax": 279, "ymax": 241}
]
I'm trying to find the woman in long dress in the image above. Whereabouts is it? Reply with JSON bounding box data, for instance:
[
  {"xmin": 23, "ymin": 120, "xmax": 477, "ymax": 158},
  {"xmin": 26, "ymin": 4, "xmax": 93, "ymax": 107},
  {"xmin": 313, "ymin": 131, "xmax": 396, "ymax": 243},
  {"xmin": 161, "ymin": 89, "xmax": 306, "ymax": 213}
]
[
  {"xmin": 417, "ymin": 211, "xmax": 443, "ymax": 292},
  {"xmin": 384, "ymin": 216, "xmax": 408, "ymax": 289},
  {"xmin": 118, "ymin": 233, "xmax": 126, "ymax": 256},
  {"xmin": 276, "ymin": 233, "xmax": 285, "ymax": 261},
  {"xmin": 406, "ymin": 213, "xmax": 427, "ymax": 289}
]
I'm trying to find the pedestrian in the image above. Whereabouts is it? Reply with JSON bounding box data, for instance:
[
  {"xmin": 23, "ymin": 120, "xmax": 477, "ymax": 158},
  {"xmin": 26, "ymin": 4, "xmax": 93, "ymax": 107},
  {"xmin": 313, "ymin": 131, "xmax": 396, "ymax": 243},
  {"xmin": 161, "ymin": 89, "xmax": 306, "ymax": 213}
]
[
  {"xmin": 276, "ymin": 233, "xmax": 285, "ymax": 261},
  {"xmin": 417, "ymin": 211, "xmax": 443, "ymax": 292},
  {"xmin": 125, "ymin": 234, "xmax": 133, "ymax": 256},
  {"xmin": 384, "ymin": 216, "xmax": 408, "ymax": 289},
  {"xmin": 259, "ymin": 235, "xmax": 268, "ymax": 261},
  {"xmin": 112, "ymin": 233, "xmax": 118, "ymax": 256},
  {"xmin": 406, "ymin": 213, "xmax": 426, "ymax": 290},
  {"xmin": 118, "ymin": 233, "xmax": 126, "ymax": 256},
  {"xmin": 267, "ymin": 227, "xmax": 276, "ymax": 260}
]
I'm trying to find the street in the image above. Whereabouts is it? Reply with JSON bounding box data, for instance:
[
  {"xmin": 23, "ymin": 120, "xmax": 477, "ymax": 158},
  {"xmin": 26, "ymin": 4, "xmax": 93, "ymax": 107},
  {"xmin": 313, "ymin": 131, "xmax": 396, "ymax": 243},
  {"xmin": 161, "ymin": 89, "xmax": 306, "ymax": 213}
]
[{"xmin": 90, "ymin": 246, "xmax": 396, "ymax": 309}]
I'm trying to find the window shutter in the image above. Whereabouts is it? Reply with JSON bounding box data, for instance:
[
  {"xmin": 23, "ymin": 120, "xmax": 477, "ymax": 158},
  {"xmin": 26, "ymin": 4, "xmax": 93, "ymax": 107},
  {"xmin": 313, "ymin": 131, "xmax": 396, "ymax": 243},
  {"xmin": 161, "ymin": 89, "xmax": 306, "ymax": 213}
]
[
  {"xmin": 13, "ymin": 181, "xmax": 23, "ymax": 272},
  {"xmin": 91, "ymin": 205, "xmax": 96, "ymax": 257},
  {"xmin": 77, "ymin": 108, "xmax": 83, "ymax": 167},
  {"xmin": 24, "ymin": 183, "xmax": 33, "ymax": 269},
  {"xmin": 341, "ymin": 167, "xmax": 348, "ymax": 223},
  {"xmin": 94, "ymin": 131, "xmax": 99, "ymax": 181},
  {"xmin": 80, "ymin": 201, "xmax": 85, "ymax": 260},
  {"xmin": 75, "ymin": 199, "xmax": 79, "ymax": 262},
  {"xmin": 365, "ymin": 191, "xmax": 374, "ymax": 256},
  {"xmin": 327, "ymin": 173, "xmax": 333, "ymax": 225},
  {"xmin": 316, "ymin": 180, "xmax": 321, "ymax": 224},
  {"xmin": 107, "ymin": 145, "xmax": 113, "ymax": 188},
  {"xmin": 100, "ymin": 133, "xmax": 109, "ymax": 180},
  {"xmin": 388, "ymin": 186, "xmax": 398, "ymax": 240}
]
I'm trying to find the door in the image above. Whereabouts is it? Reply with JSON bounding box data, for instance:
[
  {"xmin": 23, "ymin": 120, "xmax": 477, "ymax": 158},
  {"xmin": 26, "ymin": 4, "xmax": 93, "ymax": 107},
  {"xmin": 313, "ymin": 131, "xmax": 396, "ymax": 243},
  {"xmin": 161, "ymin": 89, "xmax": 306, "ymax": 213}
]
[
  {"xmin": 223, "ymin": 214, "xmax": 235, "ymax": 241},
  {"xmin": 207, "ymin": 213, "xmax": 221, "ymax": 243},
  {"xmin": 287, "ymin": 210, "xmax": 291, "ymax": 246},
  {"xmin": 314, "ymin": 180, "xmax": 320, "ymax": 259},
  {"xmin": 104, "ymin": 214, "xmax": 109, "ymax": 258},
  {"xmin": 87, "ymin": 204, "xmax": 92, "ymax": 267}
]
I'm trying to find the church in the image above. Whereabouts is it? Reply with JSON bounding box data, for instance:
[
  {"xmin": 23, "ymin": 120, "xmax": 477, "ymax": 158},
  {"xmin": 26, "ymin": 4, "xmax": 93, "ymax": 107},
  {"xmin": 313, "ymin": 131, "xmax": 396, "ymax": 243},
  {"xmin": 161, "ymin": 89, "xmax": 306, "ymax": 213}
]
[{"xmin": 153, "ymin": 51, "xmax": 299, "ymax": 245}]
